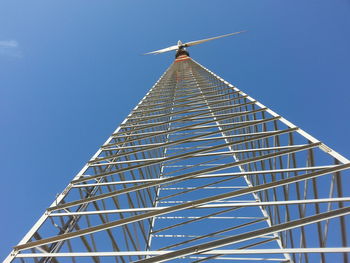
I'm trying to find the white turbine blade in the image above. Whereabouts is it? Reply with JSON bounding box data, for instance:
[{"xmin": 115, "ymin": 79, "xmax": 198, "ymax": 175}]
[
  {"xmin": 144, "ymin": 45, "xmax": 178, "ymax": 55},
  {"xmin": 184, "ymin": 31, "xmax": 246, "ymax": 47}
]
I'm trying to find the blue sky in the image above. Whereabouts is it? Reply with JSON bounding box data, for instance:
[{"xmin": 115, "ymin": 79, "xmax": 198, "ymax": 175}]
[{"xmin": 1, "ymin": 0, "xmax": 350, "ymax": 259}]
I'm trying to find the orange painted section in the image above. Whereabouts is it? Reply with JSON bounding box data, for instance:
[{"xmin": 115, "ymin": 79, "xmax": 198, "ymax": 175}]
[{"xmin": 175, "ymin": 55, "xmax": 191, "ymax": 62}]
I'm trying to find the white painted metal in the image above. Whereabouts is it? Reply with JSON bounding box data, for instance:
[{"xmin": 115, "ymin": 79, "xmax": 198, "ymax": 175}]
[
  {"xmin": 48, "ymin": 197, "xmax": 350, "ymax": 216},
  {"xmin": 14, "ymin": 247, "xmax": 350, "ymax": 258},
  {"xmin": 5, "ymin": 56, "xmax": 350, "ymax": 263}
]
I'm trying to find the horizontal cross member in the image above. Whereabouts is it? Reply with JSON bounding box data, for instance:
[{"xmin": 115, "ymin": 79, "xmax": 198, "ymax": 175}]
[{"xmin": 15, "ymin": 247, "xmax": 350, "ymax": 258}]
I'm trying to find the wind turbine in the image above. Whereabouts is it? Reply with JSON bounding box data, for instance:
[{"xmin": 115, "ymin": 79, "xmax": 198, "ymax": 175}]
[
  {"xmin": 5, "ymin": 26, "xmax": 350, "ymax": 263},
  {"xmin": 145, "ymin": 31, "xmax": 246, "ymax": 58}
]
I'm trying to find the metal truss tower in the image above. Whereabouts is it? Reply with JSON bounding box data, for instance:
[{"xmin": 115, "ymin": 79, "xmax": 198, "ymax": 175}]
[{"xmin": 5, "ymin": 54, "xmax": 350, "ymax": 263}]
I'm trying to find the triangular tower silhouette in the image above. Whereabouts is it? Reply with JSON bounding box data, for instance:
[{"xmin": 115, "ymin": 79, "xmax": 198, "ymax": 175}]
[{"xmin": 5, "ymin": 35, "xmax": 350, "ymax": 263}]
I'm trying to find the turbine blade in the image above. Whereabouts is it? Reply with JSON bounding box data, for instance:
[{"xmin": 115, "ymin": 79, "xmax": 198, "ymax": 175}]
[
  {"xmin": 144, "ymin": 45, "xmax": 178, "ymax": 55},
  {"xmin": 184, "ymin": 31, "xmax": 246, "ymax": 47}
]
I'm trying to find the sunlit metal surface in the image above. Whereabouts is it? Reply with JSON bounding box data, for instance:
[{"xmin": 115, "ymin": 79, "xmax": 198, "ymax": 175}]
[{"xmin": 5, "ymin": 56, "xmax": 350, "ymax": 263}]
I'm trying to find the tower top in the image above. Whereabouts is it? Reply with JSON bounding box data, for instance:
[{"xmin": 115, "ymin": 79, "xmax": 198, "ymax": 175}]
[{"xmin": 175, "ymin": 47, "xmax": 190, "ymax": 59}]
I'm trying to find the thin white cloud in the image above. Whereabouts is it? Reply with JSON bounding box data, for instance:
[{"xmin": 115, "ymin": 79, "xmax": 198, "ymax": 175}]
[
  {"xmin": 0, "ymin": 40, "xmax": 21, "ymax": 58},
  {"xmin": 0, "ymin": 40, "xmax": 18, "ymax": 47}
]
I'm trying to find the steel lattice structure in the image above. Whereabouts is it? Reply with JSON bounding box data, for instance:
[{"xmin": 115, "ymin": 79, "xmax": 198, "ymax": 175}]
[{"xmin": 5, "ymin": 55, "xmax": 350, "ymax": 263}]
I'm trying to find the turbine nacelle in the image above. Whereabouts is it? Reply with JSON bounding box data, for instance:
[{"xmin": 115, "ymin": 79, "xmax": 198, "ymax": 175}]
[{"xmin": 145, "ymin": 31, "xmax": 246, "ymax": 58}]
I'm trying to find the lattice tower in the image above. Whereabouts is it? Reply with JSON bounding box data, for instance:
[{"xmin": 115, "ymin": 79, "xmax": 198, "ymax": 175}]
[{"xmin": 5, "ymin": 54, "xmax": 350, "ymax": 263}]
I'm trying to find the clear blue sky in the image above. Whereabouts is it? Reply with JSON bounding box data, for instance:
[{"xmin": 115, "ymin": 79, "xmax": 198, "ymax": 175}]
[{"xmin": 1, "ymin": 0, "xmax": 350, "ymax": 259}]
